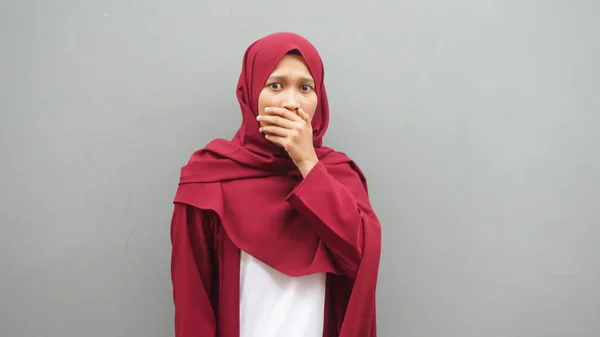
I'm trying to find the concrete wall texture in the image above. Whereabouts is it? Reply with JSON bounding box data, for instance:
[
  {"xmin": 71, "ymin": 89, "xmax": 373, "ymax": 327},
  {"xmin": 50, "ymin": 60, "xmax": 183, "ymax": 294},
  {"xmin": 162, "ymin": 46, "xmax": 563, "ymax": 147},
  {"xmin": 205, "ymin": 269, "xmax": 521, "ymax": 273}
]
[{"xmin": 1, "ymin": 1, "xmax": 599, "ymax": 336}]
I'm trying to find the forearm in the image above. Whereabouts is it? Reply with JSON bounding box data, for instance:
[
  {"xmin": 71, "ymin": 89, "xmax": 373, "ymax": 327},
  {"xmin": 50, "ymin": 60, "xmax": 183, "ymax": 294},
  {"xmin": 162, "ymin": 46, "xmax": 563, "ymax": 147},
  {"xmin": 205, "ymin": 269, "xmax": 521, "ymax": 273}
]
[{"xmin": 287, "ymin": 161, "xmax": 377, "ymax": 276}]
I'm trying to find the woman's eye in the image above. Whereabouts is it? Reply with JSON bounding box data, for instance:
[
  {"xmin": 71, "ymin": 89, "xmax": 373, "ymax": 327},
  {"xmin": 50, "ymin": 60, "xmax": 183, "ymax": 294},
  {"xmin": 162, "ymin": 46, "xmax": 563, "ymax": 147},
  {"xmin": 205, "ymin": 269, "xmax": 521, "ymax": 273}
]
[
  {"xmin": 270, "ymin": 83, "xmax": 282, "ymax": 89},
  {"xmin": 300, "ymin": 85, "xmax": 311, "ymax": 92}
]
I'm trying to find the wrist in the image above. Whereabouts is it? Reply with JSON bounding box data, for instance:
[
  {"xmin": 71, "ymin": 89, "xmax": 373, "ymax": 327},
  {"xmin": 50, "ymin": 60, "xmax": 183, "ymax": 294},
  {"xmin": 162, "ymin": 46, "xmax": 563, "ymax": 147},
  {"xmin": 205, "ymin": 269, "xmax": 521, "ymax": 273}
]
[{"xmin": 297, "ymin": 155, "xmax": 318, "ymax": 178}]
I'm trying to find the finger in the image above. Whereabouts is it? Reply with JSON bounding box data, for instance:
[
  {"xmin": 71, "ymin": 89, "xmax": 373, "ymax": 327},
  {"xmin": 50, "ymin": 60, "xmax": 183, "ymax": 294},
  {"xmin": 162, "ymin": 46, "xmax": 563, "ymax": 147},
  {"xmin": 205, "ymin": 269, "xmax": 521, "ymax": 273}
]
[
  {"xmin": 264, "ymin": 134, "xmax": 288, "ymax": 149},
  {"xmin": 264, "ymin": 107, "xmax": 303, "ymax": 122},
  {"xmin": 297, "ymin": 108, "xmax": 311, "ymax": 122},
  {"xmin": 259, "ymin": 125, "xmax": 290, "ymax": 137},
  {"xmin": 257, "ymin": 115, "xmax": 296, "ymax": 129}
]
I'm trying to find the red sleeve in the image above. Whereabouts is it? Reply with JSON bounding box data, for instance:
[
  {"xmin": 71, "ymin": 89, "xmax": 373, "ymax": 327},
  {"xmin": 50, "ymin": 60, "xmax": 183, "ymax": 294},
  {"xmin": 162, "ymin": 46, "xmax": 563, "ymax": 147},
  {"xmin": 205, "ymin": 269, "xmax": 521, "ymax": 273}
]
[
  {"xmin": 170, "ymin": 203, "xmax": 217, "ymax": 337},
  {"xmin": 286, "ymin": 160, "xmax": 379, "ymax": 277}
]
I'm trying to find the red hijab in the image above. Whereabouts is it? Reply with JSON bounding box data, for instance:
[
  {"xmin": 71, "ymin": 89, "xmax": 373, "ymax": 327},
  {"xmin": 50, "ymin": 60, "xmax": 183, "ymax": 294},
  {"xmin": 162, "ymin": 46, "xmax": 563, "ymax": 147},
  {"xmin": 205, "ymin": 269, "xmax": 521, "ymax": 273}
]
[
  {"xmin": 174, "ymin": 32, "xmax": 380, "ymax": 335},
  {"xmin": 179, "ymin": 31, "xmax": 337, "ymax": 181}
]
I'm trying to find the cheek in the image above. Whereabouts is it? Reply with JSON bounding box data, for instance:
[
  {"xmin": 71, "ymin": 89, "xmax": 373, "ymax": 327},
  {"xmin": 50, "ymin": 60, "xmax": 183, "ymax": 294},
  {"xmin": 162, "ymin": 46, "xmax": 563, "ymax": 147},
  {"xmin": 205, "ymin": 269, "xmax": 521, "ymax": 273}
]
[
  {"xmin": 257, "ymin": 90, "xmax": 271, "ymax": 116},
  {"xmin": 256, "ymin": 92, "xmax": 265, "ymax": 127},
  {"xmin": 303, "ymin": 95, "xmax": 318, "ymax": 118}
]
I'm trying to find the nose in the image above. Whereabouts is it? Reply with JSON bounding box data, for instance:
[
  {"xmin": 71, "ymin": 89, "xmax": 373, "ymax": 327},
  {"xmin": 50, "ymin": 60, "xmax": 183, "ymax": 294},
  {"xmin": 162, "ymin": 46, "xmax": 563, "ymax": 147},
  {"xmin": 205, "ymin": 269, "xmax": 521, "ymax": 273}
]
[{"xmin": 282, "ymin": 90, "xmax": 300, "ymax": 111}]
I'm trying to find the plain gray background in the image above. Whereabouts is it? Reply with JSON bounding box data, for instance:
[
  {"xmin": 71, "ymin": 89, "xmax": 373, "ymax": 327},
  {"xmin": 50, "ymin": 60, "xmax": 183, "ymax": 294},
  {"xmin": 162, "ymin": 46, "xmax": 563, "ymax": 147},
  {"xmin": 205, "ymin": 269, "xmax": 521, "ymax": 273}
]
[{"xmin": 1, "ymin": 1, "xmax": 599, "ymax": 336}]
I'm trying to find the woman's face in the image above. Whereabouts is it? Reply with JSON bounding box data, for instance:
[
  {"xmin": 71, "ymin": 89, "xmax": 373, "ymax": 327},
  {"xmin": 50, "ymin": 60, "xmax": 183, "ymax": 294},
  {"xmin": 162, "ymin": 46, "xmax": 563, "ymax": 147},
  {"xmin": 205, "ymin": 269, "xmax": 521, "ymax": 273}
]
[{"xmin": 257, "ymin": 54, "xmax": 318, "ymax": 127}]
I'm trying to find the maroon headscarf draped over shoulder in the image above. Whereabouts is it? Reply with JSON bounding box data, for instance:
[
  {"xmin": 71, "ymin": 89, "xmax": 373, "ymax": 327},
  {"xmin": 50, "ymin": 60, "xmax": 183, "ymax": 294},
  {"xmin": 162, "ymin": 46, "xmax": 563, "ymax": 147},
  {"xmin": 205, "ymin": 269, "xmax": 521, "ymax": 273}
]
[
  {"xmin": 174, "ymin": 32, "xmax": 380, "ymax": 337},
  {"xmin": 179, "ymin": 31, "xmax": 338, "ymax": 181}
]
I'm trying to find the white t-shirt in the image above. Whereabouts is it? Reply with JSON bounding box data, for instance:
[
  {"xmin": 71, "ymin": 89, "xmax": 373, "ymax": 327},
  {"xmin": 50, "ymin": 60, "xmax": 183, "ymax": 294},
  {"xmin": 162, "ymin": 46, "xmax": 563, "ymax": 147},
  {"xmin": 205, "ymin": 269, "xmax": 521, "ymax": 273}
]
[{"xmin": 239, "ymin": 251, "xmax": 327, "ymax": 337}]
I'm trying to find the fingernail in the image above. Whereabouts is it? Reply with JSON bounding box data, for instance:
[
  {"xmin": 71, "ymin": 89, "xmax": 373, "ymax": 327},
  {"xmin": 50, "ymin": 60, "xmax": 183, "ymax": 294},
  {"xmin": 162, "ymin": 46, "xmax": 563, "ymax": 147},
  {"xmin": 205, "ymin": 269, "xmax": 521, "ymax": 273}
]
[
  {"xmin": 258, "ymin": 127, "xmax": 263, "ymax": 132},
  {"xmin": 256, "ymin": 115, "xmax": 261, "ymax": 121}
]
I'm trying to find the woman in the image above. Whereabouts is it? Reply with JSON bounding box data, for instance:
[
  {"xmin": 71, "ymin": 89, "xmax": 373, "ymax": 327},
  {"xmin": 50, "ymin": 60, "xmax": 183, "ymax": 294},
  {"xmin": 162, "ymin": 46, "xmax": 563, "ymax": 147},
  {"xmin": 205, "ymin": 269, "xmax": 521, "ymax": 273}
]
[{"xmin": 170, "ymin": 32, "xmax": 382, "ymax": 337}]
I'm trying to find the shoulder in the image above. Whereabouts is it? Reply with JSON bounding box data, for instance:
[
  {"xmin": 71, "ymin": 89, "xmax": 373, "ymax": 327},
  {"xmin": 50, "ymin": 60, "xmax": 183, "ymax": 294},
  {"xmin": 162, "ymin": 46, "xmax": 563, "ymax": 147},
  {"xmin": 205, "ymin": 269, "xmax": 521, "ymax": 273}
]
[
  {"xmin": 320, "ymin": 149, "xmax": 369, "ymax": 192},
  {"xmin": 185, "ymin": 138, "xmax": 237, "ymax": 165},
  {"xmin": 320, "ymin": 148, "xmax": 365, "ymax": 174}
]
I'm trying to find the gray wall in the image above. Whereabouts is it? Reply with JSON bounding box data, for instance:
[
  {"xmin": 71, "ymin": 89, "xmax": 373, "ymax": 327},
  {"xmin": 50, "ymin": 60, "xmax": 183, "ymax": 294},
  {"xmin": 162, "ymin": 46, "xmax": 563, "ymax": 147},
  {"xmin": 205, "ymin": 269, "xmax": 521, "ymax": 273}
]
[{"xmin": 1, "ymin": 1, "xmax": 599, "ymax": 336}]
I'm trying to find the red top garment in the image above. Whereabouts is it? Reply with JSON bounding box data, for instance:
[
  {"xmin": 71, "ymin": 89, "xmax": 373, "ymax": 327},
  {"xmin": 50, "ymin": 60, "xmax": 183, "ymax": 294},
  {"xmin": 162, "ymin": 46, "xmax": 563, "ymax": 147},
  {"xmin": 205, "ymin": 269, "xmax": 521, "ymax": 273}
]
[{"xmin": 171, "ymin": 32, "xmax": 382, "ymax": 337}]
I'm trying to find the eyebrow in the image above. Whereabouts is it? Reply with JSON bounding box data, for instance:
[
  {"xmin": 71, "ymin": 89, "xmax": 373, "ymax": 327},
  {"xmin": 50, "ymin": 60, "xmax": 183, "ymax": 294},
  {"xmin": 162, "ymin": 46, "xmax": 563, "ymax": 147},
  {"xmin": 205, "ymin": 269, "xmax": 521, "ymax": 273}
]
[{"xmin": 267, "ymin": 75, "xmax": 315, "ymax": 84}]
